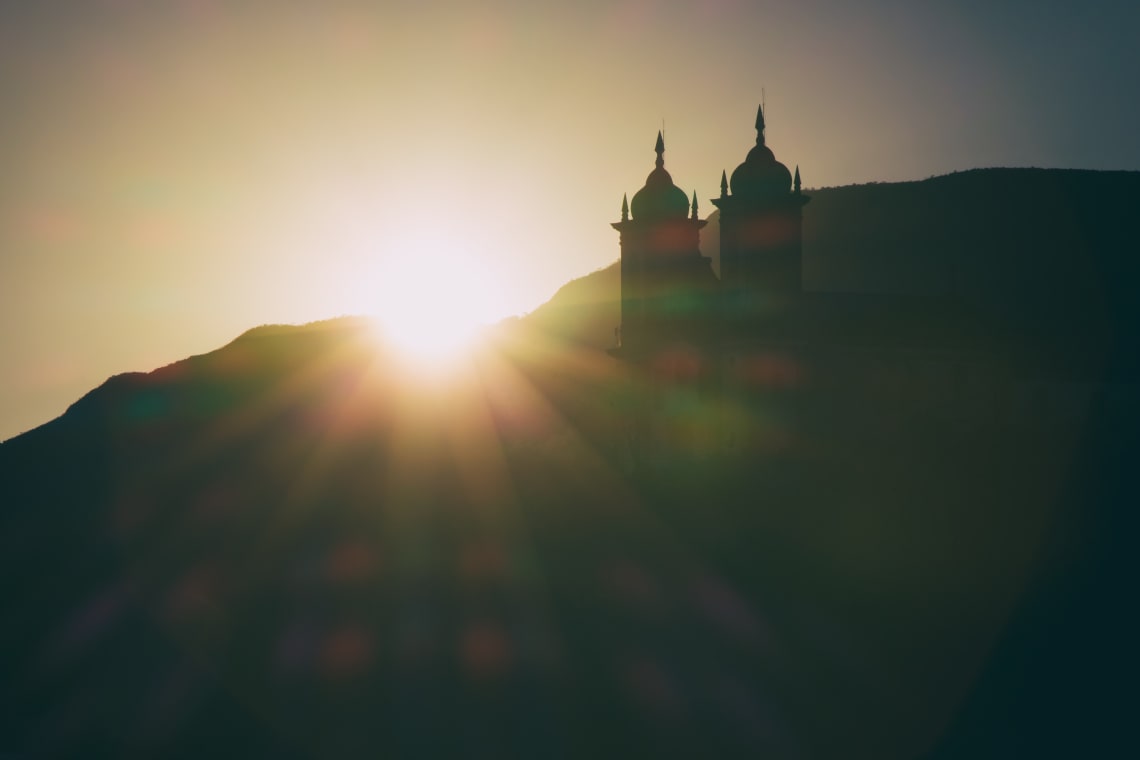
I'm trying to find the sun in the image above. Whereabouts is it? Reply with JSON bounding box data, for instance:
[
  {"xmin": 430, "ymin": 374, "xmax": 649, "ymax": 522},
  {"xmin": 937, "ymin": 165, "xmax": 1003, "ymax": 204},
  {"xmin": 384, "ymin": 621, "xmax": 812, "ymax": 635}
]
[{"xmin": 370, "ymin": 246, "xmax": 504, "ymax": 364}]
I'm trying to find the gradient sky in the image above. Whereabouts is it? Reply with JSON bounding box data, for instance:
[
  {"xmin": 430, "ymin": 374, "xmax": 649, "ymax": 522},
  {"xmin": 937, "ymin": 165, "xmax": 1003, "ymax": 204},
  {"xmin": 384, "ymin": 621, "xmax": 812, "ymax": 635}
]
[{"xmin": 2, "ymin": 0, "xmax": 1138, "ymax": 440}]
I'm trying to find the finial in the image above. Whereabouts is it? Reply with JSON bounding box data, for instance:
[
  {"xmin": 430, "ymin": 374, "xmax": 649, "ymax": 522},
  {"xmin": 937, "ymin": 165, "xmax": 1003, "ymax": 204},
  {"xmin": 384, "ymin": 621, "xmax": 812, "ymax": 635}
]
[
  {"xmin": 720, "ymin": 169, "xmax": 728, "ymax": 197},
  {"xmin": 755, "ymin": 102, "xmax": 766, "ymax": 145},
  {"xmin": 654, "ymin": 131, "xmax": 665, "ymax": 168},
  {"xmin": 794, "ymin": 165, "xmax": 801, "ymax": 194},
  {"xmin": 621, "ymin": 193, "xmax": 629, "ymax": 222},
  {"xmin": 691, "ymin": 191, "xmax": 699, "ymax": 220}
]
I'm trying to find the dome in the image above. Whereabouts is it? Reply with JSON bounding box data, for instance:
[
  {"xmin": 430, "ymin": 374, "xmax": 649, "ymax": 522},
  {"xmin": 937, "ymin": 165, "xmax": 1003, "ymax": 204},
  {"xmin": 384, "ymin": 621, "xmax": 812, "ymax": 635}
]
[
  {"xmin": 631, "ymin": 166, "xmax": 691, "ymax": 221},
  {"xmin": 630, "ymin": 132, "xmax": 692, "ymax": 221},
  {"xmin": 729, "ymin": 143, "xmax": 792, "ymax": 199},
  {"xmin": 729, "ymin": 103, "xmax": 793, "ymax": 199}
]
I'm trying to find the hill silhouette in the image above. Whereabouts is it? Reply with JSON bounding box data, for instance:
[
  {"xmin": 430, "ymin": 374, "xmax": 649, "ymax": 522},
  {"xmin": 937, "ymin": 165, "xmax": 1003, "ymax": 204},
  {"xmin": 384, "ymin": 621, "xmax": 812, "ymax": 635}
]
[
  {"xmin": 536, "ymin": 168, "xmax": 1140, "ymax": 362},
  {"xmin": 2, "ymin": 168, "xmax": 1138, "ymax": 757}
]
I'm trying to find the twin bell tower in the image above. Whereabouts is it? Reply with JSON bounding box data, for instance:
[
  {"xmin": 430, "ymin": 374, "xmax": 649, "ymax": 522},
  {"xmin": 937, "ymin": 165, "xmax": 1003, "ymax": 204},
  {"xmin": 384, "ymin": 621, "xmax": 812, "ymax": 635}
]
[{"xmin": 611, "ymin": 104, "xmax": 809, "ymax": 361}]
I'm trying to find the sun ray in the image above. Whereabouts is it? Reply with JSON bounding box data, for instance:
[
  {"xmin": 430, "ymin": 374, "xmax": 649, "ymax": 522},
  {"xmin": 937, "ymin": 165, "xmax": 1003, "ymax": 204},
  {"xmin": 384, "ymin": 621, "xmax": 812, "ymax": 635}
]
[{"xmin": 118, "ymin": 322, "xmax": 387, "ymax": 583}]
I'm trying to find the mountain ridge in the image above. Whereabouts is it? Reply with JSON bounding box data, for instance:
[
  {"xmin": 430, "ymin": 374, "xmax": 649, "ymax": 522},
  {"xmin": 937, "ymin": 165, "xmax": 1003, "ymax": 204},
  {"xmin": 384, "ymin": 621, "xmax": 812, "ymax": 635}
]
[{"xmin": 6, "ymin": 166, "xmax": 1138, "ymax": 443}]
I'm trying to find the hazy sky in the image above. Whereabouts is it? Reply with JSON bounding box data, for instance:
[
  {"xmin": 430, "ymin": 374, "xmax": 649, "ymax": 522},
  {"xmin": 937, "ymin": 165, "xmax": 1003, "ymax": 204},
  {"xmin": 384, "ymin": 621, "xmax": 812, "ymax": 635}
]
[{"xmin": 2, "ymin": 0, "xmax": 1138, "ymax": 440}]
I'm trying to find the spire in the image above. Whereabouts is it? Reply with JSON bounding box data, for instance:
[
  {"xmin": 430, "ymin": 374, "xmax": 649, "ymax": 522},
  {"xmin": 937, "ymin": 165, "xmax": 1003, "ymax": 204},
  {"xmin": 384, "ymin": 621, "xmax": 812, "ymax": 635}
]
[
  {"xmin": 690, "ymin": 191, "xmax": 699, "ymax": 220},
  {"xmin": 654, "ymin": 131, "xmax": 665, "ymax": 168},
  {"xmin": 720, "ymin": 169, "xmax": 728, "ymax": 197},
  {"xmin": 621, "ymin": 193, "xmax": 629, "ymax": 222},
  {"xmin": 794, "ymin": 165, "xmax": 801, "ymax": 194},
  {"xmin": 755, "ymin": 102, "xmax": 766, "ymax": 146}
]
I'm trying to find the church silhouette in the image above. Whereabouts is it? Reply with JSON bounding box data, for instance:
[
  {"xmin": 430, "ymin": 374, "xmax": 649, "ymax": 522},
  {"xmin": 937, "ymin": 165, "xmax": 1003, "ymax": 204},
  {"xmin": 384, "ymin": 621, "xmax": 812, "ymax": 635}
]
[
  {"xmin": 612, "ymin": 104, "xmax": 808, "ymax": 362},
  {"xmin": 605, "ymin": 104, "xmax": 1117, "ymax": 466}
]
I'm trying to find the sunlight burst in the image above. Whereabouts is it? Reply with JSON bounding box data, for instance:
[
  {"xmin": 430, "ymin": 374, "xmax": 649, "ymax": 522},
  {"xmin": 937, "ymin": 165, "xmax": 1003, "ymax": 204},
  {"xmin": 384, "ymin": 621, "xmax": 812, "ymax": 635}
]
[{"xmin": 370, "ymin": 244, "xmax": 504, "ymax": 365}]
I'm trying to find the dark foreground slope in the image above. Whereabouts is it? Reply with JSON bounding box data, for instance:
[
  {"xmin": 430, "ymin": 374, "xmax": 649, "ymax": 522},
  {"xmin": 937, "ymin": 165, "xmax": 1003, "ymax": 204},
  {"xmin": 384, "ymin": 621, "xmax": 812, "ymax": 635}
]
[{"xmin": 2, "ymin": 311, "xmax": 1137, "ymax": 758}]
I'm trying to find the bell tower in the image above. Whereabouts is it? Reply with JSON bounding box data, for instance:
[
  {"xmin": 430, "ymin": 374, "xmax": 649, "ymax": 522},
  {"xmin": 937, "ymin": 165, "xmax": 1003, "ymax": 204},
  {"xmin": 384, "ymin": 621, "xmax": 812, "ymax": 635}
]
[
  {"xmin": 611, "ymin": 132, "xmax": 714, "ymax": 360},
  {"xmin": 712, "ymin": 104, "xmax": 809, "ymax": 324}
]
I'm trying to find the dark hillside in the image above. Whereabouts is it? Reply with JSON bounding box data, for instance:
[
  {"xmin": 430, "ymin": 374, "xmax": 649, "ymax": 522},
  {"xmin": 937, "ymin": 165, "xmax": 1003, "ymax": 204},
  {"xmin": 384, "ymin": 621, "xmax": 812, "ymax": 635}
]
[
  {"xmin": 2, "ymin": 314, "xmax": 1136, "ymax": 756},
  {"xmin": 1, "ymin": 168, "xmax": 1138, "ymax": 757},
  {"xmin": 802, "ymin": 170, "xmax": 1140, "ymax": 323},
  {"xmin": 524, "ymin": 261, "xmax": 621, "ymax": 350},
  {"xmin": 536, "ymin": 169, "xmax": 1140, "ymax": 357}
]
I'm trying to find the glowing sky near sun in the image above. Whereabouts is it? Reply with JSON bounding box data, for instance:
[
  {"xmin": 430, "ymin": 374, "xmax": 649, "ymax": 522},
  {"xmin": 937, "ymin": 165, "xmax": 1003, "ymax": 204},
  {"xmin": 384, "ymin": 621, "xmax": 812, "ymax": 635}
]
[{"xmin": 1, "ymin": 0, "xmax": 1138, "ymax": 439}]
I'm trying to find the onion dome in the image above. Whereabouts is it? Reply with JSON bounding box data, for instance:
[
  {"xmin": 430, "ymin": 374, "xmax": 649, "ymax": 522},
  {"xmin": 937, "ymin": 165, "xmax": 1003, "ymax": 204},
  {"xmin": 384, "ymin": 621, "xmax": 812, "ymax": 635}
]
[
  {"xmin": 630, "ymin": 132, "xmax": 691, "ymax": 221},
  {"xmin": 729, "ymin": 104, "xmax": 792, "ymax": 199}
]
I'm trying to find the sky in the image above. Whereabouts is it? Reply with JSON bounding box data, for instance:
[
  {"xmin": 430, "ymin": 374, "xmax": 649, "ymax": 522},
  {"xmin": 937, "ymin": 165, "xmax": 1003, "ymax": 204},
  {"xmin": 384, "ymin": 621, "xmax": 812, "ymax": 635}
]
[{"xmin": 2, "ymin": 0, "xmax": 1138, "ymax": 440}]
